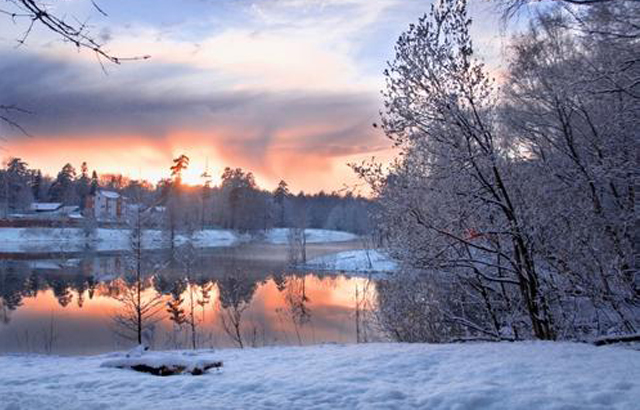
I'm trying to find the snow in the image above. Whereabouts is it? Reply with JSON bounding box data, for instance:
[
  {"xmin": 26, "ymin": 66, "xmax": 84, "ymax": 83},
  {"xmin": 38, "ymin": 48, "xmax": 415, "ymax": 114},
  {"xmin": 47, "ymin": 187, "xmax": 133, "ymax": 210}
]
[
  {"xmin": 0, "ymin": 228, "xmax": 359, "ymax": 253},
  {"xmin": 304, "ymin": 249, "xmax": 397, "ymax": 274},
  {"xmin": 0, "ymin": 228, "xmax": 239, "ymax": 253},
  {"xmin": 101, "ymin": 353, "xmax": 223, "ymax": 376},
  {"xmin": 29, "ymin": 203, "xmax": 62, "ymax": 212},
  {"xmin": 98, "ymin": 190, "xmax": 120, "ymax": 199},
  {"xmin": 265, "ymin": 228, "xmax": 358, "ymax": 245},
  {"xmin": 0, "ymin": 342, "xmax": 638, "ymax": 409}
]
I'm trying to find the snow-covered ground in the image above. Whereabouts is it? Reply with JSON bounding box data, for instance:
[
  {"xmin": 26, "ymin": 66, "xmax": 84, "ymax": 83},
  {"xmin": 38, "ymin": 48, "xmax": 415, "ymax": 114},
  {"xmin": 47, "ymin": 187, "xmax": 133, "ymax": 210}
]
[
  {"xmin": 304, "ymin": 249, "xmax": 397, "ymax": 274},
  {"xmin": 264, "ymin": 228, "xmax": 358, "ymax": 245},
  {"xmin": 0, "ymin": 228, "xmax": 238, "ymax": 253},
  {"xmin": 0, "ymin": 342, "xmax": 638, "ymax": 410}
]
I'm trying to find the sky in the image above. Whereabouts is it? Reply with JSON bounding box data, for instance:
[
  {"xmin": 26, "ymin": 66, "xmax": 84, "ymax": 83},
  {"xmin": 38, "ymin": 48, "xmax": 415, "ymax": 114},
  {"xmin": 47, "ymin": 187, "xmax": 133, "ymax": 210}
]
[{"xmin": 0, "ymin": 0, "xmax": 512, "ymax": 192}]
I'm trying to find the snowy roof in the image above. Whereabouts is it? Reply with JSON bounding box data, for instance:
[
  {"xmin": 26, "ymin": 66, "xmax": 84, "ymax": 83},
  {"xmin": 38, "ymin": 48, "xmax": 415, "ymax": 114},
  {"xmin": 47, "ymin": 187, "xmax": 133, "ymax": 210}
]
[
  {"xmin": 30, "ymin": 202, "xmax": 63, "ymax": 211},
  {"xmin": 99, "ymin": 190, "xmax": 120, "ymax": 199}
]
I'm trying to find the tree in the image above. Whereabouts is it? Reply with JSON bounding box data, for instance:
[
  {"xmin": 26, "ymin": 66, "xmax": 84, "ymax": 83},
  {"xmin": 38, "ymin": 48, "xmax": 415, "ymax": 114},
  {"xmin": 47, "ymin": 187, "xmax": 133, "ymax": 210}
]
[
  {"xmin": 357, "ymin": 0, "xmax": 638, "ymax": 342},
  {"xmin": 356, "ymin": 0, "xmax": 544, "ymax": 340},
  {"xmin": 49, "ymin": 163, "xmax": 78, "ymax": 205},
  {"xmin": 165, "ymin": 154, "xmax": 190, "ymax": 250},
  {"xmin": 498, "ymin": 0, "xmax": 622, "ymax": 20},
  {"xmin": 217, "ymin": 272, "xmax": 258, "ymax": 348},
  {"xmin": 200, "ymin": 164, "xmax": 213, "ymax": 229},
  {"xmin": 112, "ymin": 203, "xmax": 165, "ymax": 345},
  {"xmin": 2, "ymin": 157, "xmax": 34, "ymax": 214},
  {"xmin": 288, "ymin": 193, "xmax": 309, "ymax": 264},
  {"xmin": 76, "ymin": 162, "xmax": 91, "ymax": 209},
  {"xmin": 219, "ymin": 167, "xmax": 266, "ymax": 231},
  {"xmin": 170, "ymin": 154, "xmax": 190, "ymax": 186},
  {"xmin": 500, "ymin": 1, "xmax": 638, "ymax": 336},
  {"xmin": 31, "ymin": 170, "xmax": 42, "ymax": 201},
  {"xmin": 167, "ymin": 241, "xmax": 205, "ymax": 350},
  {"xmin": 166, "ymin": 277, "xmax": 187, "ymax": 346},
  {"xmin": 273, "ymin": 180, "xmax": 290, "ymax": 227},
  {"xmin": 89, "ymin": 170, "xmax": 99, "ymax": 195}
]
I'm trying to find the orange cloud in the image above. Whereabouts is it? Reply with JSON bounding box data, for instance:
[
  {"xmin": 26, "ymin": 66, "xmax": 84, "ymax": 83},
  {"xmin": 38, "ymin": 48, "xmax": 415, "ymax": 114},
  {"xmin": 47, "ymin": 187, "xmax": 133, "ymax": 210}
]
[{"xmin": 4, "ymin": 130, "xmax": 393, "ymax": 193}]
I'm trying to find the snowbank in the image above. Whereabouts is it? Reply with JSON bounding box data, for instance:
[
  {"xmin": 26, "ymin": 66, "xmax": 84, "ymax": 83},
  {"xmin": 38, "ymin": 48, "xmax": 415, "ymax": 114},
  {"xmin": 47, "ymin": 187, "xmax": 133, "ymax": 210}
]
[
  {"xmin": 0, "ymin": 228, "xmax": 238, "ymax": 253},
  {"xmin": 304, "ymin": 249, "xmax": 397, "ymax": 274},
  {"xmin": 0, "ymin": 227, "xmax": 359, "ymax": 253},
  {"xmin": 0, "ymin": 342, "xmax": 638, "ymax": 409},
  {"xmin": 265, "ymin": 228, "xmax": 358, "ymax": 245}
]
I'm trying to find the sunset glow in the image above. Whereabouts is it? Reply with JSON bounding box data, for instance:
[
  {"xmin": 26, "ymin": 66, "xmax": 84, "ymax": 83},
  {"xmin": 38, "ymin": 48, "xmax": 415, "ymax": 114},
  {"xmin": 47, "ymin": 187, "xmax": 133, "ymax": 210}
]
[{"xmin": 0, "ymin": 0, "xmax": 503, "ymax": 192}]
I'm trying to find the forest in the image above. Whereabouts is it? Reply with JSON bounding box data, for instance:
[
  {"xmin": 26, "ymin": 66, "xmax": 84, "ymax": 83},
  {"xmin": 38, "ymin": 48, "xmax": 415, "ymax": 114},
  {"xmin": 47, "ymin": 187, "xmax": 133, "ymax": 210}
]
[{"xmin": 0, "ymin": 157, "xmax": 373, "ymax": 234}]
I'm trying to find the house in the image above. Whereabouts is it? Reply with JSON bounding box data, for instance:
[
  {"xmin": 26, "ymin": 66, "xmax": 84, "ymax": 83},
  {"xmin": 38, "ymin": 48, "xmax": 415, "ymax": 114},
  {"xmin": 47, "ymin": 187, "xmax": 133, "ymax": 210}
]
[{"xmin": 85, "ymin": 190, "xmax": 125, "ymax": 222}]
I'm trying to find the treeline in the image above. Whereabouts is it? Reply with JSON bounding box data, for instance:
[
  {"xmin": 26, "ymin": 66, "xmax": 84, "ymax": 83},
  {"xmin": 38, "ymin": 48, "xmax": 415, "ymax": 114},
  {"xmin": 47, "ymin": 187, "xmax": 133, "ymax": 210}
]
[
  {"xmin": 0, "ymin": 159, "xmax": 98, "ymax": 213},
  {"xmin": 360, "ymin": 0, "xmax": 638, "ymax": 342},
  {"xmin": 0, "ymin": 158, "xmax": 372, "ymax": 234}
]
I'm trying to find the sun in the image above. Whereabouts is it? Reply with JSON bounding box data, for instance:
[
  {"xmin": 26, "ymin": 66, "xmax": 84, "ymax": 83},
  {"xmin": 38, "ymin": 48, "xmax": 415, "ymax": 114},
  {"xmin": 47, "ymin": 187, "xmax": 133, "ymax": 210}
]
[{"xmin": 179, "ymin": 164, "xmax": 218, "ymax": 186}]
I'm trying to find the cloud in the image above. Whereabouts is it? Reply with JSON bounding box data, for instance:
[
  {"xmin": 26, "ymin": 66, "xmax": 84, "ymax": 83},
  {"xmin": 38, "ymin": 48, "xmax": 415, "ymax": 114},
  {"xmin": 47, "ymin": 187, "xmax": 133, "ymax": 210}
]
[
  {"xmin": 0, "ymin": 0, "xmax": 509, "ymax": 192},
  {"xmin": 0, "ymin": 48, "xmax": 389, "ymax": 190}
]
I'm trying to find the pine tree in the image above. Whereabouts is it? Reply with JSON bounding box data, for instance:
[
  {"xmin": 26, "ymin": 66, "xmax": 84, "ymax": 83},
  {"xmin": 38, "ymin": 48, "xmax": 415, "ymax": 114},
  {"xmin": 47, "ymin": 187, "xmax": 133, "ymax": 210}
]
[
  {"xmin": 77, "ymin": 162, "xmax": 91, "ymax": 210},
  {"xmin": 90, "ymin": 170, "xmax": 99, "ymax": 195},
  {"xmin": 49, "ymin": 163, "xmax": 77, "ymax": 205},
  {"xmin": 32, "ymin": 170, "xmax": 42, "ymax": 201}
]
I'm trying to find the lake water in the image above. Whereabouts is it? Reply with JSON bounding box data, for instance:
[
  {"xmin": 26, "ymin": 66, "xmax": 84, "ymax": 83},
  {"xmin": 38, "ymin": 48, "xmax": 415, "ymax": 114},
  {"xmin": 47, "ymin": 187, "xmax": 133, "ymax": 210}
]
[{"xmin": 0, "ymin": 244, "xmax": 378, "ymax": 355}]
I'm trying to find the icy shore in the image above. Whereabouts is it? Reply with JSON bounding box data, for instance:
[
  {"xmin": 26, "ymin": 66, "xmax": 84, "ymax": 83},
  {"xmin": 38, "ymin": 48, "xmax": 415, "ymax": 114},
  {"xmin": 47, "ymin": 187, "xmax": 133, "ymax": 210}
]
[
  {"xmin": 303, "ymin": 249, "xmax": 397, "ymax": 274},
  {"xmin": 0, "ymin": 228, "xmax": 359, "ymax": 253}
]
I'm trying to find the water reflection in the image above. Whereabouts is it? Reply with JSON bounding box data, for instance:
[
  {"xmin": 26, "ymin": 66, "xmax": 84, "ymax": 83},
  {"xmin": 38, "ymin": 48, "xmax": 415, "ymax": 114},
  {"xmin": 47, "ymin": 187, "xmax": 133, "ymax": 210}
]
[{"xmin": 0, "ymin": 249, "xmax": 376, "ymax": 354}]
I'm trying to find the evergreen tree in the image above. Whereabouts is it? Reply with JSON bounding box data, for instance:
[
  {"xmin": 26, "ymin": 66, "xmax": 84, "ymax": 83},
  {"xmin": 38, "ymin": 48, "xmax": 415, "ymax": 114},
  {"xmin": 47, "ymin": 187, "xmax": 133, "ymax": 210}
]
[
  {"xmin": 90, "ymin": 170, "xmax": 99, "ymax": 195},
  {"xmin": 4, "ymin": 158, "xmax": 33, "ymax": 212},
  {"xmin": 76, "ymin": 162, "xmax": 91, "ymax": 209},
  {"xmin": 32, "ymin": 170, "xmax": 42, "ymax": 202},
  {"xmin": 273, "ymin": 180, "xmax": 290, "ymax": 227},
  {"xmin": 49, "ymin": 163, "xmax": 77, "ymax": 205}
]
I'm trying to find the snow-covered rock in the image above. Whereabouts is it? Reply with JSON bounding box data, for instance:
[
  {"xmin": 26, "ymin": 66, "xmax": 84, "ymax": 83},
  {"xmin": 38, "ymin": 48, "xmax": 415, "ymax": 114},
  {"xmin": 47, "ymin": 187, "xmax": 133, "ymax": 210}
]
[
  {"xmin": 0, "ymin": 342, "xmax": 638, "ymax": 409},
  {"xmin": 101, "ymin": 352, "xmax": 223, "ymax": 376}
]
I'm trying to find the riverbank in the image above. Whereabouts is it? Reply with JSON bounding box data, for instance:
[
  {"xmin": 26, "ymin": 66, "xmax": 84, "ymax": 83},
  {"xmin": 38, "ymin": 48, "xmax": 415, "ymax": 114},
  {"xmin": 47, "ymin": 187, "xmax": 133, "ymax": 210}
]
[
  {"xmin": 303, "ymin": 249, "xmax": 397, "ymax": 274},
  {"xmin": 0, "ymin": 342, "xmax": 638, "ymax": 410}
]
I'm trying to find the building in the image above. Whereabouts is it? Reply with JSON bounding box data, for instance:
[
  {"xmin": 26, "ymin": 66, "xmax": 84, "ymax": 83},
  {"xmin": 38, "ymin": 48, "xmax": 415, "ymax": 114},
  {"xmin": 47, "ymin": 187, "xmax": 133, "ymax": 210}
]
[{"xmin": 85, "ymin": 190, "xmax": 125, "ymax": 222}]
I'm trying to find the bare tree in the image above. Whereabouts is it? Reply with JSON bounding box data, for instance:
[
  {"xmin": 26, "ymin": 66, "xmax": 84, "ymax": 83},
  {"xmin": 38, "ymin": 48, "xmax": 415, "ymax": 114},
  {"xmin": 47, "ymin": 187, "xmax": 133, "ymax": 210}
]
[
  {"xmin": 0, "ymin": 1, "xmax": 149, "ymax": 132},
  {"xmin": 0, "ymin": 0, "xmax": 149, "ymax": 64},
  {"xmin": 217, "ymin": 272, "xmax": 258, "ymax": 348},
  {"xmin": 112, "ymin": 203, "xmax": 165, "ymax": 345}
]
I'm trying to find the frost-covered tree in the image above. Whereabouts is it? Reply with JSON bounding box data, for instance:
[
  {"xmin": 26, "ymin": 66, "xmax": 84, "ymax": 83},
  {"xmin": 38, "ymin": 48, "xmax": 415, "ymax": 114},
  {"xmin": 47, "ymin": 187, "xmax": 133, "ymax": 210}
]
[
  {"xmin": 500, "ymin": 1, "xmax": 639, "ymax": 337},
  {"xmin": 357, "ymin": 0, "xmax": 638, "ymax": 342}
]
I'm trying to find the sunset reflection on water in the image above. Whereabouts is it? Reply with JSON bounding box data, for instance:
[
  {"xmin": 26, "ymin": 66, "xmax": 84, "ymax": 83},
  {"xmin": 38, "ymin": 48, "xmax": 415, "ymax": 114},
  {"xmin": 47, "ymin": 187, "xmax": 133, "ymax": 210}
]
[{"xmin": 0, "ymin": 266, "xmax": 377, "ymax": 354}]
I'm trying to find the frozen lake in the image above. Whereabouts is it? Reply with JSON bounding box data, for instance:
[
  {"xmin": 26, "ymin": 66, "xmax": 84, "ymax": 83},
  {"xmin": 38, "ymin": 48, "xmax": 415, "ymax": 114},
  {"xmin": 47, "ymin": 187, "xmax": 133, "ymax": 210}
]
[{"xmin": 0, "ymin": 244, "xmax": 378, "ymax": 354}]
